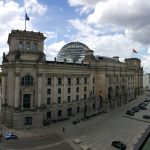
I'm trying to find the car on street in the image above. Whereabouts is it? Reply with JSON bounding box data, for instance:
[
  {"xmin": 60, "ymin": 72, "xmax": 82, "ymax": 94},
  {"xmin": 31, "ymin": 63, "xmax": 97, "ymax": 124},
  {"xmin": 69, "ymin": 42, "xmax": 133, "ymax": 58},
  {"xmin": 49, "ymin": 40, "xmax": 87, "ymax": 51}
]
[
  {"xmin": 112, "ymin": 141, "xmax": 126, "ymax": 150},
  {"xmin": 131, "ymin": 107, "xmax": 139, "ymax": 112},
  {"xmin": 126, "ymin": 110, "xmax": 135, "ymax": 116},
  {"xmin": 143, "ymin": 115, "xmax": 150, "ymax": 119},
  {"xmin": 4, "ymin": 132, "xmax": 17, "ymax": 139},
  {"xmin": 72, "ymin": 119, "xmax": 80, "ymax": 124},
  {"xmin": 139, "ymin": 105, "xmax": 147, "ymax": 110}
]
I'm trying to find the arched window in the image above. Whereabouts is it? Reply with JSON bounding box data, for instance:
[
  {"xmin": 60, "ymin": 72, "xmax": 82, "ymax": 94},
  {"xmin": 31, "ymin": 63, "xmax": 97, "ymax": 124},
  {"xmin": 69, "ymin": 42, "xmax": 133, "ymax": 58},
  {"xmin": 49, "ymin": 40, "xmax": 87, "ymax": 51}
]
[
  {"xmin": 21, "ymin": 75, "xmax": 33, "ymax": 86},
  {"xmin": 32, "ymin": 43, "xmax": 37, "ymax": 50},
  {"xmin": 19, "ymin": 41, "xmax": 23, "ymax": 49},
  {"xmin": 26, "ymin": 42, "xmax": 30, "ymax": 50}
]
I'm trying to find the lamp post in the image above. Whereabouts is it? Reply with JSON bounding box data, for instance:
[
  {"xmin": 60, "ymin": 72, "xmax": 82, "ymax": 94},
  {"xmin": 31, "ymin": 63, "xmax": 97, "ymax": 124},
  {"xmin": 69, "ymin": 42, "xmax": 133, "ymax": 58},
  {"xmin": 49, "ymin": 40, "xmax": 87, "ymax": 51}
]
[{"xmin": 84, "ymin": 101, "xmax": 87, "ymax": 119}]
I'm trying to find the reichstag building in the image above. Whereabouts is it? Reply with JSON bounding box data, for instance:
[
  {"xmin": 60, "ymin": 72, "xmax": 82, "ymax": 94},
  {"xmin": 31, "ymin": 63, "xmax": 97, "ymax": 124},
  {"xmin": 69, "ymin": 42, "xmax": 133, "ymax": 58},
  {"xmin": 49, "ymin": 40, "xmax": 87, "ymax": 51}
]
[{"xmin": 1, "ymin": 30, "xmax": 143, "ymax": 128}]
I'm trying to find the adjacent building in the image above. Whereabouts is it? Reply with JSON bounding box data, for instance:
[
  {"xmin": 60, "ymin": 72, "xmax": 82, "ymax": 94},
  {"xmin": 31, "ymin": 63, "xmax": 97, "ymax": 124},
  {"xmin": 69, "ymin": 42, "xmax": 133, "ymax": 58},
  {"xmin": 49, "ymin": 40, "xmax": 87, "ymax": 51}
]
[
  {"xmin": 1, "ymin": 30, "xmax": 143, "ymax": 128},
  {"xmin": 143, "ymin": 73, "xmax": 150, "ymax": 89},
  {"xmin": 143, "ymin": 73, "xmax": 150, "ymax": 96}
]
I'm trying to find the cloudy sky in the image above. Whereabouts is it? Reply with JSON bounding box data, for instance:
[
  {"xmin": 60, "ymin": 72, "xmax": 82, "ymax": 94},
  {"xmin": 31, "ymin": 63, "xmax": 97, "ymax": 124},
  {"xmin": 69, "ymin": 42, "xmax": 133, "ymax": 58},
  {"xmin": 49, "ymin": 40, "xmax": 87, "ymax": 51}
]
[{"xmin": 1, "ymin": 0, "xmax": 150, "ymax": 73}]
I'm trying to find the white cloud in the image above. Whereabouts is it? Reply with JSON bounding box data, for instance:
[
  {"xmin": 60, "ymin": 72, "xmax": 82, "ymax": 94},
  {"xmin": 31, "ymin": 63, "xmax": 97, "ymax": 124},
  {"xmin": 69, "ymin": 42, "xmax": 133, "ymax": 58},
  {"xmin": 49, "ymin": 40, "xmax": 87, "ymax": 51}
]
[
  {"xmin": 87, "ymin": 0, "xmax": 150, "ymax": 45},
  {"xmin": 142, "ymin": 55, "xmax": 150, "ymax": 73},
  {"xmin": 24, "ymin": 0, "xmax": 47, "ymax": 16},
  {"xmin": 44, "ymin": 31, "xmax": 57, "ymax": 40},
  {"xmin": 87, "ymin": 0, "xmax": 150, "ymax": 29},
  {"xmin": 68, "ymin": 0, "xmax": 104, "ymax": 8},
  {"xmin": 45, "ymin": 41, "xmax": 66, "ymax": 61},
  {"xmin": 69, "ymin": 19, "xmax": 99, "ymax": 37},
  {"xmin": 68, "ymin": 0, "xmax": 103, "ymax": 14}
]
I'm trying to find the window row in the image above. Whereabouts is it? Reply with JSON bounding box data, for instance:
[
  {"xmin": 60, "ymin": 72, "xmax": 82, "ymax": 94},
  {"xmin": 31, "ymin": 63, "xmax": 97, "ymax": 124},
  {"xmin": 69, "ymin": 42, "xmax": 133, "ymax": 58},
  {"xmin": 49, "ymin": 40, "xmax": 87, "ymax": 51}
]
[
  {"xmin": 46, "ymin": 94, "xmax": 87, "ymax": 105},
  {"xmin": 20, "ymin": 76, "xmax": 94, "ymax": 87},
  {"xmin": 46, "ymin": 104, "xmax": 96, "ymax": 118},
  {"xmin": 46, "ymin": 107, "xmax": 80, "ymax": 118},
  {"xmin": 19, "ymin": 41, "xmax": 37, "ymax": 50},
  {"xmin": 47, "ymin": 77, "xmax": 93, "ymax": 85},
  {"xmin": 47, "ymin": 87, "xmax": 87, "ymax": 95}
]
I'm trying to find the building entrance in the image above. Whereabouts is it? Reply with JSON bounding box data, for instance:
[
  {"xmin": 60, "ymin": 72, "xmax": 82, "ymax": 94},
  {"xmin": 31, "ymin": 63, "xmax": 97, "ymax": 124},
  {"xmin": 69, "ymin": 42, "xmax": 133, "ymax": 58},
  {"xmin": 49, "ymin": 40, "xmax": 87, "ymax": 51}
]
[{"xmin": 67, "ymin": 108, "xmax": 72, "ymax": 116}]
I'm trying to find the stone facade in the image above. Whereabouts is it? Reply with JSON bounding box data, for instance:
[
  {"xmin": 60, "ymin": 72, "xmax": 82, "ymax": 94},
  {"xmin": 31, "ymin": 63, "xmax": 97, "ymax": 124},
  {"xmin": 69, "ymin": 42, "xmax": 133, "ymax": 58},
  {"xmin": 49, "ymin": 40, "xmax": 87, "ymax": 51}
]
[{"xmin": 1, "ymin": 30, "xmax": 143, "ymax": 128}]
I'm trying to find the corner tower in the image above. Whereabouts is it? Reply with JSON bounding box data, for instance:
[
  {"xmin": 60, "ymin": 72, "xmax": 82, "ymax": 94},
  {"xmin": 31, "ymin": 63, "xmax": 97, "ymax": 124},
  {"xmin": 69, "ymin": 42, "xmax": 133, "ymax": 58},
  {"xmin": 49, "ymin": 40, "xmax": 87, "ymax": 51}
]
[
  {"xmin": 125, "ymin": 58, "xmax": 143, "ymax": 97},
  {"xmin": 1, "ymin": 30, "xmax": 46, "ymax": 128},
  {"xmin": 5, "ymin": 30, "xmax": 46, "ymax": 62}
]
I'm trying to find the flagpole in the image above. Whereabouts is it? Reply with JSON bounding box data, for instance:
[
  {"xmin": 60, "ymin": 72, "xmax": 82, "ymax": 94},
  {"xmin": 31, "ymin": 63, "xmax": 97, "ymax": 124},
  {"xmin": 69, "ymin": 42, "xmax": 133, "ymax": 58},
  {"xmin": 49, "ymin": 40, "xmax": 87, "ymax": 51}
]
[
  {"xmin": 24, "ymin": 11, "xmax": 30, "ymax": 31},
  {"xmin": 25, "ymin": 16, "xmax": 26, "ymax": 31},
  {"xmin": 24, "ymin": 10, "xmax": 26, "ymax": 31}
]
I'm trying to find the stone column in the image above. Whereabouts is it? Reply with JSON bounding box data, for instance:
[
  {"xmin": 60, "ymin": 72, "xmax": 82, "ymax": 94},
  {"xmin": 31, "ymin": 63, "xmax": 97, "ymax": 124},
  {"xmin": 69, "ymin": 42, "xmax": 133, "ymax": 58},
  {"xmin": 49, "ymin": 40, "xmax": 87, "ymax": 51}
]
[
  {"xmin": 72, "ymin": 77, "xmax": 76, "ymax": 100},
  {"xmin": 14, "ymin": 74, "xmax": 20, "ymax": 108},
  {"xmin": 63, "ymin": 77, "xmax": 67, "ymax": 102},
  {"xmin": 37, "ymin": 74, "xmax": 42, "ymax": 107},
  {"xmin": 53, "ymin": 76, "xmax": 57, "ymax": 103},
  {"xmin": 2, "ymin": 74, "xmax": 6, "ymax": 105},
  {"xmin": 80, "ymin": 77, "xmax": 84, "ymax": 100}
]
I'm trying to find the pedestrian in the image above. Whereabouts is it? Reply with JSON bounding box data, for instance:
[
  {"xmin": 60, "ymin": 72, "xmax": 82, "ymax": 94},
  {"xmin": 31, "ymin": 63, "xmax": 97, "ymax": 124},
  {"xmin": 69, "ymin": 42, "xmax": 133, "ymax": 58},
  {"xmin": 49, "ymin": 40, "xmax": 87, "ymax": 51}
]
[{"xmin": 63, "ymin": 127, "xmax": 65, "ymax": 133}]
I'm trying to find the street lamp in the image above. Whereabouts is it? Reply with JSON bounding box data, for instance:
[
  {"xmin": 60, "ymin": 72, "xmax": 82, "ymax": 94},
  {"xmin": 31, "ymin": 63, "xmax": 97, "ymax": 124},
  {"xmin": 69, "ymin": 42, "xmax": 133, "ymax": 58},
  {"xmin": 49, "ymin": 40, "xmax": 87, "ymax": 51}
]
[{"xmin": 84, "ymin": 101, "xmax": 87, "ymax": 119}]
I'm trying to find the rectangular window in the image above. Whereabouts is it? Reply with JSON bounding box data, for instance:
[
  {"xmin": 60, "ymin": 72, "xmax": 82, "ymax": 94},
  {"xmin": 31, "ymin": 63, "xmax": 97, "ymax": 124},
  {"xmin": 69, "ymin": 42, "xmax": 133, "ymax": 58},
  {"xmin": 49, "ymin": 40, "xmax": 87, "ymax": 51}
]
[
  {"xmin": 93, "ymin": 78, "xmax": 95, "ymax": 84},
  {"xmin": 47, "ymin": 89, "xmax": 51, "ymax": 94},
  {"xmin": 58, "ymin": 110, "xmax": 62, "ymax": 117},
  {"xmin": 76, "ymin": 95, "xmax": 79, "ymax": 101},
  {"xmin": 77, "ymin": 107, "xmax": 80, "ymax": 113},
  {"xmin": 68, "ymin": 78, "xmax": 71, "ymax": 85},
  {"xmin": 57, "ymin": 97, "xmax": 61, "ymax": 104},
  {"xmin": 47, "ymin": 97, "xmax": 51, "ymax": 105},
  {"xmin": 116, "ymin": 75, "xmax": 119, "ymax": 83},
  {"xmin": 76, "ymin": 78, "xmax": 79, "ymax": 84},
  {"xmin": 24, "ymin": 117, "xmax": 32, "ymax": 125},
  {"xmin": 93, "ymin": 103, "xmax": 95, "ymax": 109},
  {"xmin": 68, "ymin": 88, "xmax": 71, "ymax": 93},
  {"xmin": 84, "ymin": 87, "xmax": 87, "ymax": 92},
  {"xmin": 93, "ymin": 87, "xmax": 94, "ymax": 94},
  {"xmin": 47, "ymin": 78, "xmax": 51, "ymax": 85},
  {"xmin": 47, "ymin": 111, "xmax": 51, "ymax": 118},
  {"xmin": 68, "ymin": 96, "xmax": 71, "ymax": 102},
  {"xmin": 76, "ymin": 87, "xmax": 79, "ymax": 92},
  {"xmin": 58, "ymin": 88, "xmax": 61, "ymax": 94},
  {"xmin": 23, "ymin": 94, "xmax": 31, "ymax": 109},
  {"xmin": 84, "ymin": 94, "xmax": 86, "ymax": 100},
  {"xmin": 84, "ymin": 78, "xmax": 87, "ymax": 84},
  {"xmin": 58, "ymin": 78, "xmax": 62, "ymax": 85}
]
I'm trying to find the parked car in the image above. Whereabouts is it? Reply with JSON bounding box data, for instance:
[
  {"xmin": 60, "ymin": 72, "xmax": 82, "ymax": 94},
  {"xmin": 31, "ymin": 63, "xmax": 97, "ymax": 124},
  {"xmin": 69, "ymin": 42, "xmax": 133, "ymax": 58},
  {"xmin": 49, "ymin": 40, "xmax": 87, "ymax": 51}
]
[
  {"xmin": 139, "ymin": 105, "xmax": 147, "ymax": 110},
  {"xmin": 72, "ymin": 119, "xmax": 80, "ymax": 124},
  {"xmin": 4, "ymin": 132, "xmax": 17, "ymax": 139},
  {"xmin": 131, "ymin": 107, "xmax": 139, "ymax": 112},
  {"xmin": 112, "ymin": 141, "xmax": 126, "ymax": 150},
  {"xmin": 126, "ymin": 110, "xmax": 135, "ymax": 116},
  {"xmin": 143, "ymin": 115, "xmax": 150, "ymax": 119}
]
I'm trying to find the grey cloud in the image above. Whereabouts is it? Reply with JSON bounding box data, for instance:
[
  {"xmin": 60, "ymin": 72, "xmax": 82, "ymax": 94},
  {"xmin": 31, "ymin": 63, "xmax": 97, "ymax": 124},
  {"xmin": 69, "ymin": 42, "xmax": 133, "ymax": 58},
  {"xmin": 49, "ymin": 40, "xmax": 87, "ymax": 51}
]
[{"xmin": 127, "ymin": 26, "xmax": 150, "ymax": 45}]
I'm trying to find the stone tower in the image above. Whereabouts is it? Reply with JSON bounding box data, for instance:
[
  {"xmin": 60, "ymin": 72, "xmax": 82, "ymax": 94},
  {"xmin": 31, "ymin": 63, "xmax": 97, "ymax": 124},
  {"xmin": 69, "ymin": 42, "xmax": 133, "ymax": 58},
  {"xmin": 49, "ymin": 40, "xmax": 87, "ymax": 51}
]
[{"xmin": 1, "ymin": 30, "xmax": 46, "ymax": 128}]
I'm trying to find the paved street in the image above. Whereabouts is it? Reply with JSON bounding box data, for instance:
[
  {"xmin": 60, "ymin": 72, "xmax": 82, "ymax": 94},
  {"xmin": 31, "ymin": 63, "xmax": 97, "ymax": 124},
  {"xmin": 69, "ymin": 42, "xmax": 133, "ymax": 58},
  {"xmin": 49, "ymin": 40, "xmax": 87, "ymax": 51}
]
[
  {"xmin": 1, "ymin": 95, "xmax": 150, "ymax": 150},
  {"xmin": 0, "ymin": 132, "xmax": 74, "ymax": 150}
]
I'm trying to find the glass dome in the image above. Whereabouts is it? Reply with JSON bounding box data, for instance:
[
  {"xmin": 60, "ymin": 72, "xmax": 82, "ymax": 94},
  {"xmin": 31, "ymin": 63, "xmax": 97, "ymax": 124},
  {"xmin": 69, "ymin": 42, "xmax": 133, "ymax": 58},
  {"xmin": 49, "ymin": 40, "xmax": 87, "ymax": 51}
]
[{"xmin": 57, "ymin": 42, "xmax": 90, "ymax": 63}]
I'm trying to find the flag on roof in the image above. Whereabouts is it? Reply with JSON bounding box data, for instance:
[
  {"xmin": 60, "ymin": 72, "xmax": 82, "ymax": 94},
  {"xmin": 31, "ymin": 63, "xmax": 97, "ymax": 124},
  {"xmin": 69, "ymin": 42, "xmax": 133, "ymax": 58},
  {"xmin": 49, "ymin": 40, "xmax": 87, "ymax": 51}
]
[
  {"xmin": 133, "ymin": 49, "xmax": 137, "ymax": 53},
  {"xmin": 25, "ymin": 13, "xmax": 30, "ymax": 21}
]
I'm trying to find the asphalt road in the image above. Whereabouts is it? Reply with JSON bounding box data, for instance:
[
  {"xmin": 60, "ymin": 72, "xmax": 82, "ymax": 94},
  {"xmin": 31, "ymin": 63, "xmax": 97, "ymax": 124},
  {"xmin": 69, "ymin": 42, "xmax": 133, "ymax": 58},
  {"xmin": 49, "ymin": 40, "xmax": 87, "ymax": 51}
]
[{"xmin": 0, "ymin": 132, "xmax": 74, "ymax": 150}]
